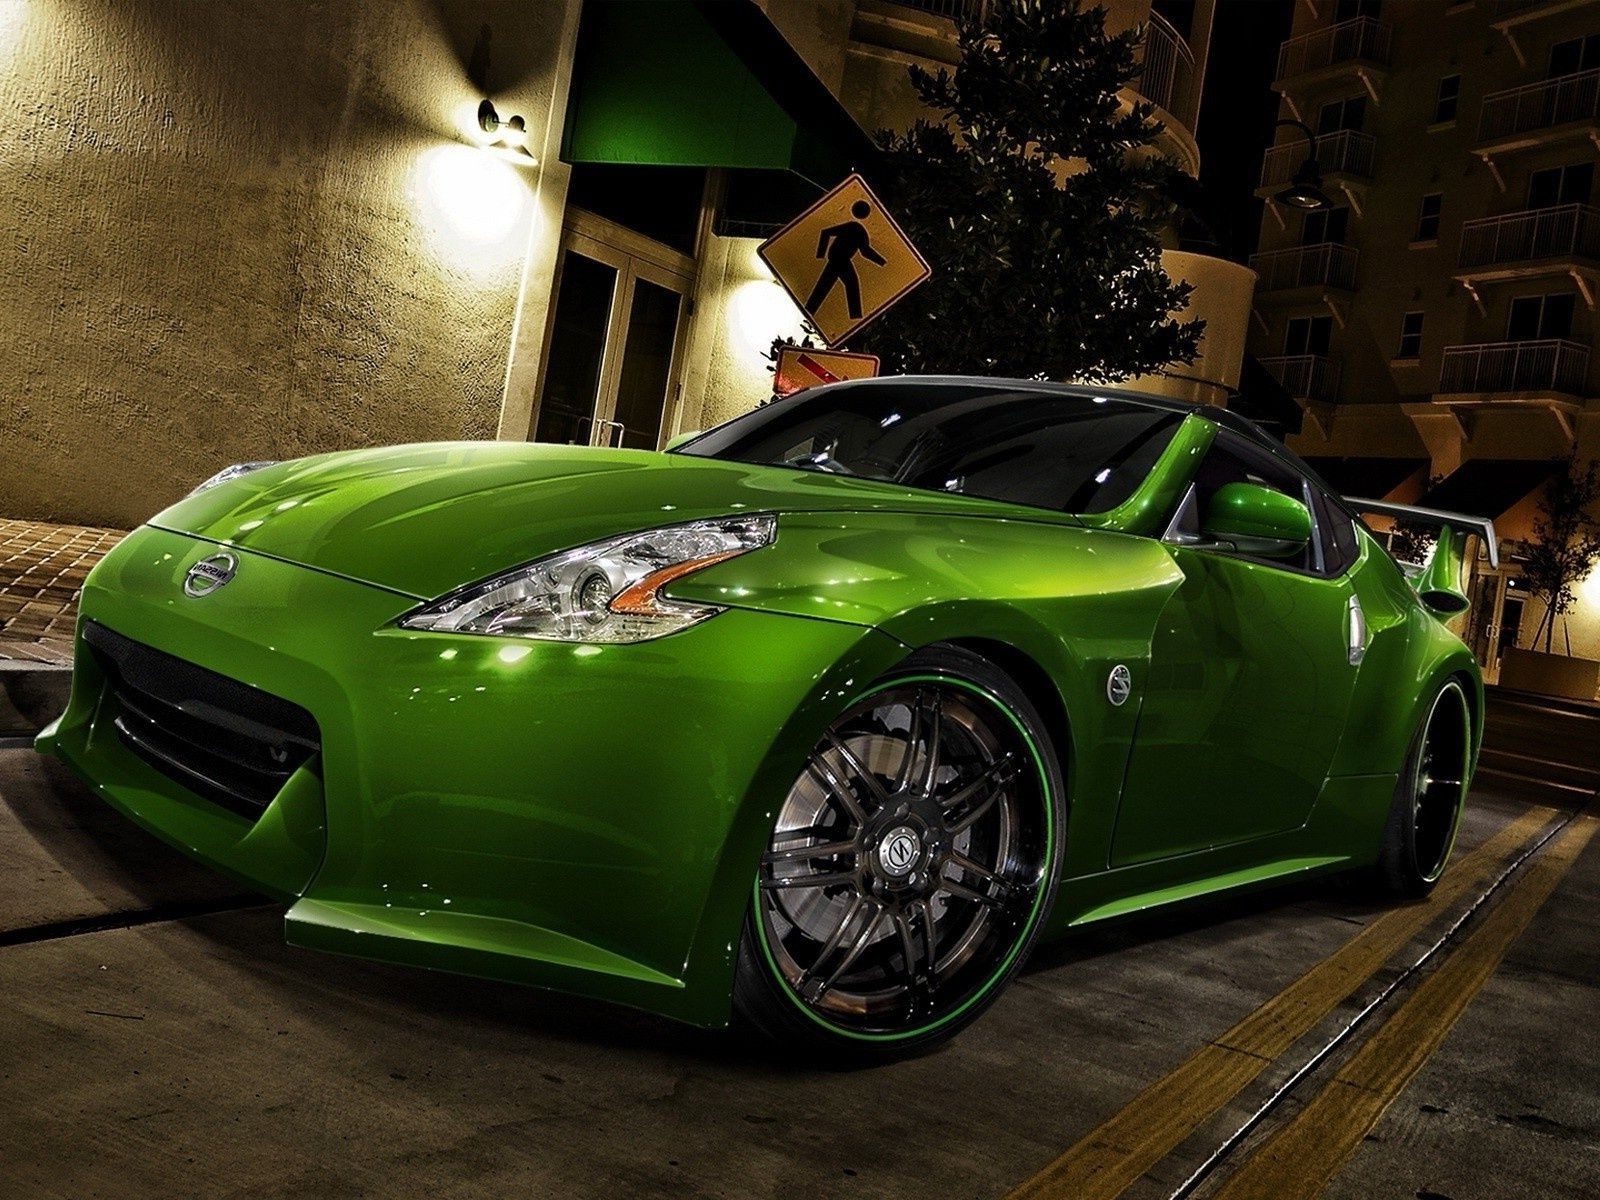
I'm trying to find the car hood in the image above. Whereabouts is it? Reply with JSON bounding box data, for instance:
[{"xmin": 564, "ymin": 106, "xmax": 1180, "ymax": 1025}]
[{"xmin": 152, "ymin": 442, "xmax": 1082, "ymax": 598}]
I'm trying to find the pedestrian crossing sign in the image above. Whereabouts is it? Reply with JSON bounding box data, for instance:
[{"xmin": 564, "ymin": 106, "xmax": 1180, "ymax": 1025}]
[
  {"xmin": 758, "ymin": 174, "xmax": 932, "ymax": 348},
  {"xmin": 773, "ymin": 346, "xmax": 881, "ymax": 398}
]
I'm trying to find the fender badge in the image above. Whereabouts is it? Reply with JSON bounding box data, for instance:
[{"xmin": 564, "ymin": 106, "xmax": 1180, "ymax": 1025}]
[{"xmin": 1106, "ymin": 664, "xmax": 1132, "ymax": 707}]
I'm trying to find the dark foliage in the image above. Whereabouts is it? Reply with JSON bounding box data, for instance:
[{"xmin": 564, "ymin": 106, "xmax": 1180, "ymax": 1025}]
[{"xmin": 844, "ymin": 0, "xmax": 1204, "ymax": 381}]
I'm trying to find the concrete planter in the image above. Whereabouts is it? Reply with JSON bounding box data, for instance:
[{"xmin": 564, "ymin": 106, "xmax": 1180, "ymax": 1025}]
[{"xmin": 1498, "ymin": 648, "xmax": 1600, "ymax": 702}]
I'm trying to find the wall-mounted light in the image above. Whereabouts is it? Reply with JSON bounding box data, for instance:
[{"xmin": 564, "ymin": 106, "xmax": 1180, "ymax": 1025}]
[{"xmin": 476, "ymin": 100, "xmax": 536, "ymax": 166}]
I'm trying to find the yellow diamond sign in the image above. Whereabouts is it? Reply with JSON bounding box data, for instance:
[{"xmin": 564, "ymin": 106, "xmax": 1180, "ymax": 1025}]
[{"xmin": 759, "ymin": 174, "xmax": 932, "ymax": 348}]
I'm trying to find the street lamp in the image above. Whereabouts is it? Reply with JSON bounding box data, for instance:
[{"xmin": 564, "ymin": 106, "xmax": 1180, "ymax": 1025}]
[{"xmin": 1273, "ymin": 118, "xmax": 1333, "ymax": 211}]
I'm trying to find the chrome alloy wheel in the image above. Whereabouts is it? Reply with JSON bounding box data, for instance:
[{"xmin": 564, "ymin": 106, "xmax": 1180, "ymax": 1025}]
[
  {"xmin": 754, "ymin": 678, "xmax": 1053, "ymax": 1038},
  {"xmin": 1412, "ymin": 681, "xmax": 1471, "ymax": 882}
]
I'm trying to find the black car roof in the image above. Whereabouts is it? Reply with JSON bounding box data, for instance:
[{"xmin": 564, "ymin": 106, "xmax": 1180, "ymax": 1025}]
[{"xmin": 825, "ymin": 374, "xmax": 1313, "ymax": 477}]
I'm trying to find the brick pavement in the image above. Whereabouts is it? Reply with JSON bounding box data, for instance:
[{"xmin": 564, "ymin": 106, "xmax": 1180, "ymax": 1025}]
[{"xmin": 0, "ymin": 519, "xmax": 126, "ymax": 665}]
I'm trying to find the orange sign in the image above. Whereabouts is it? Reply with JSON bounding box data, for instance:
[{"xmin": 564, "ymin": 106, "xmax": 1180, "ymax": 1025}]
[
  {"xmin": 773, "ymin": 347, "xmax": 881, "ymax": 398},
  {"xmin": 759, "ymin": 174, "xmax": 932, "ymax": 347}
]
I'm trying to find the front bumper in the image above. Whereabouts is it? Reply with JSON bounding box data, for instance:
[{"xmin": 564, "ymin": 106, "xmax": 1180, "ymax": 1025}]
[{"xmin": 39, "ymin": 524, "xmax": 904, "ymax": 1026}]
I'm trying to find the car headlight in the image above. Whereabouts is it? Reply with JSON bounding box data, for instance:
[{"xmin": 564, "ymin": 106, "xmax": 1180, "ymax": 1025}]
[
  {"xmin": 189, "ymin": 461, "xmax": 277, "ymax": 496},
  {"xmin": 397, "ymin": 514, "xmax": 777, "ymax": 643}
]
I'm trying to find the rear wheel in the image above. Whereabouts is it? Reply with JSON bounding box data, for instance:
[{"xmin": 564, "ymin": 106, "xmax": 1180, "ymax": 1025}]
[
  {"xmin": 733, "ymin": 646, "xmax": 1065, "ymax": 1059},
  {"xmin": 1375, "ymin": 679, "xmax": 1472, "ymax": 897}
]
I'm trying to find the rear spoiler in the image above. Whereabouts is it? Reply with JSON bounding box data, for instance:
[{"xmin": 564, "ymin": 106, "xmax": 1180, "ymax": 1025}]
[
  {"xmin": 1346, "ymin": 498, "xmax": 1499, "ymax": 568},
  {"xmin": 1346, "ymin": 498, "xmax": 1497, "ymax": 618}
]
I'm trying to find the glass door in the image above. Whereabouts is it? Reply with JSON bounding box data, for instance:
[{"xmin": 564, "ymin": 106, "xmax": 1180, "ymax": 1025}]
[{"xmin": 532, "ymin": 214, "xmax": 692, "ymax": 450}]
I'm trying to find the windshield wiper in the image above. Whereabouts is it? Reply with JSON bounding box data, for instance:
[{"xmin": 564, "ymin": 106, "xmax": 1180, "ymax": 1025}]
[{"xmin": 781, "ymin": 451, "xmax": 853, "ymax": 476}]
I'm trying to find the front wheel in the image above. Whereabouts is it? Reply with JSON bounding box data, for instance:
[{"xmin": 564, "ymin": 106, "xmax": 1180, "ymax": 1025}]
[
  {"xmin": 733, "ymin": 646, "xmax": 1066, "ymax": 1059},
  {"xmin": 1375, "ymin": 678, "xmax": 1473, "ymax": 897}
]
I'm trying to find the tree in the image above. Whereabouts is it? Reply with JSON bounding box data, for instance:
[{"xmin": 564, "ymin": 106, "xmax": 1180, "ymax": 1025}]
[
  {"xmin": 846, "ymin": 0, "xmax": 1203, "ymax": 380},
  {"xmin": 1511, "ymin": 459, "xmax": 1600, "ymax": 654}
]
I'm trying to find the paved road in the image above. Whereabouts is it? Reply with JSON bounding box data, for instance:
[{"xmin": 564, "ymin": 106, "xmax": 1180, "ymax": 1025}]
[{"xmin": 1, "ymin": 691, "xmax": 1595, "ymax": 1200}]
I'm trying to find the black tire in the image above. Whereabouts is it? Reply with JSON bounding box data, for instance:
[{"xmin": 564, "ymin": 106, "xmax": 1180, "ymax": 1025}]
[
  {"xmin": 733, "ymin": 645, "xmax": 1067, "ymax": 1061},
  {"xmin": 1375, "ymin": 678, "xmax": 1472, "ymax": 898}
]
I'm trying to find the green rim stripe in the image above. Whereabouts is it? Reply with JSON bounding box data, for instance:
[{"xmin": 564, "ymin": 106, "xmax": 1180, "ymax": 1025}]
[{"xmin": 752, "ymin": 672, "xmax": 1058, "ymax": 1043}]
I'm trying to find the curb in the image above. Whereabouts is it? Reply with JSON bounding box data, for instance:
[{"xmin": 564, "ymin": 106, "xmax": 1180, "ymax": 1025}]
[{"xmin": 0, "ymin": 660, "xmax": 71, "ymax": 738}]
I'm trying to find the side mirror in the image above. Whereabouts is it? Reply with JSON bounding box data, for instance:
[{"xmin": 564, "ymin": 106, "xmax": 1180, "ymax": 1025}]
[
  {"xmin": 663, "ymin": 430, "xmax": 702, "ymax": 452},
  {"xmin": 1200, "ymin": 482, "xmax": 1312, "ymax": 560}
]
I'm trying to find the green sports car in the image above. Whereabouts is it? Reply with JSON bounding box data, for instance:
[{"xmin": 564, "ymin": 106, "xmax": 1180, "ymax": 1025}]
[{"xmin": 38, "ymin": 378, "xmax": 1495, "ymax": 1056}]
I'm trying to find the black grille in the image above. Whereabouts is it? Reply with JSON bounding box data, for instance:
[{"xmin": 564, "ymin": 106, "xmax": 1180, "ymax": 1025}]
[{"xmin": 83, "ymin": 621, "xmax": 320, "ymax": 820}]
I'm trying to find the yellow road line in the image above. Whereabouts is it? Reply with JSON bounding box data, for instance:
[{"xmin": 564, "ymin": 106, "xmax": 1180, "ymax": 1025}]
[
  {"xmin": 1004, "ymin": 806, "xmax": 1554, "ymax": 1200},
  {"xmin": 1208, "ymin": 814, "xmax": 1598, "ymax": 1200}
]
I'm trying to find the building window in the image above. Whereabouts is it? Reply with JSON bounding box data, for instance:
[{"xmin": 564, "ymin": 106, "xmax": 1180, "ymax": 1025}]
[
  {"xmin": 1397, "ymin": 312, "xmax": 1424, "ymax": 359},
  {"xmin": 1285, "ymin": 315, "xmax": 1334, "ymax": 356},
  {"xmin": 1549, "ymin": 33, "xmax": 1600, "ymax": 78},
  {"xmin": 1334, "ymin": 0, "xmax": 1382, "ymax": 21},
  {"xmin": 1527, "ymin": 162, "xmax": 1594, "ymax": 209},
  {"xmin": 1415, "ymin": 194, "xmax": 1443, "ymax": 241},
  {"xmin": 1433, "ymin": 75, "xmax": 1460, "ymax": 124},
  {"xmin": 1317, "ymin": 95, "xmax": 1366, "ymax": 135},
  {"xmin": 1301, "ymin": 205, "xmax": 1350, "ymax": 246},
  {"xmin": 1507, "ymin": 294, "xmax": 1576, "ymax": 341}
]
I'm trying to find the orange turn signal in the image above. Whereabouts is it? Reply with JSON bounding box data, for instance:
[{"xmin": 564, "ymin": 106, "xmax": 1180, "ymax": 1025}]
[{"xmin": 608, "ymin": 550, "xmax": 745, "ymax": 616}]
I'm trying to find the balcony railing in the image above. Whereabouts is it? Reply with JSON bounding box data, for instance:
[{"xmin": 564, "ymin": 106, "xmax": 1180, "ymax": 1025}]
[
  {"xmin": 1478, "ymin": 67, "xmax": 1600, "ymax": 142},
  {"xmin": 1140, "ymin": 12, "xmax": 1199, "ymax": 129},
  {"xmin": 879, "ymin": 0, "xmax": 988, "ymax": 20},
  {"xmin": 1439, "ymin": 339, "xmax": 1591, "ymax": 394},
  {"xmin": 1249, "ymin": 243, "xmax": 1360, "ymax": 291},
  {"xmin": 1459, "ymin": 204, "xmax": 1600, "ymax": 269},
  {"xmin": 1260, "ymin": 354, "xmax": 1342, "ymax": 403},
  {"xmin": 1275, "ymin": 17, "xmax": 1392, "ymax": 82},
  {"xmin": 1260, "ymin": 130, "xmax": 1377, "ymax": 188}
]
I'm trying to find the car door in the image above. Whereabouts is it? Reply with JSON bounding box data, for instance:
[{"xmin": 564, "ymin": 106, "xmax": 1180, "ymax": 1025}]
[{"xmin": 1109, "ymin": 430, "xmax": 1362, "ymax": 867}]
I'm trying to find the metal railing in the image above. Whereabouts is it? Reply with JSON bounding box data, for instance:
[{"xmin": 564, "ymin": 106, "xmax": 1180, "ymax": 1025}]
[
  {"xmin": 1260, "ymin": 130, "xmax": 1376, "ymax": 188},
  {"xmin": 1439, "ymin": 339, "xmax": 1591, "ymax": 394},
  {"xmin": 1478, "ymin": 67, "xmax": 1600, "ymax": 141},
  {"xmin": 1249, "ymin": 243, "xmax": 1360, "ymax": 291},
  {"xmin": 1140, "ymin": 12, "xmax": 1199, "ymax": 129},
  {"xmin": 1459, "ymin": 204, "xmax": 1600, "ymax": 268},
  {"xmin": 879, "ymin": 0, "xmax": 988, "ymax": 21},
  {"xmin": 1260, "ymin": 354, "xmax": 1342, "ymax": 403},
  {"xmin": 1275, "ymin": 17, "xmax": 1392, "ymax": 81}
]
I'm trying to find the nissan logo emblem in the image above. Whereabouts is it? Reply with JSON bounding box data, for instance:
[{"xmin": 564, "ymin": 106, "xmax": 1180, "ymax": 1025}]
[{"xmin": 184, "ymin": 552, "xmax": 238, "ymax": 598}]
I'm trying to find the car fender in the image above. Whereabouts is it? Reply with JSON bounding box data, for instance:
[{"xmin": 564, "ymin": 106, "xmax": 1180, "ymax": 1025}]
[{"xmin": 676, "ymin": 511, "xmax": 1187, "ymax": 882}]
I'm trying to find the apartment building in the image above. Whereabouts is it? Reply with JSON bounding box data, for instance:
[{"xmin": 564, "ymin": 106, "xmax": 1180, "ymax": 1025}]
[
  {"xmin": 2, "ymin": 0, "xmax": 1253, "ymax": 534},
  {"xmin": 1252, "ymin": 0, "xmax": 1600, "ymax": 685}
]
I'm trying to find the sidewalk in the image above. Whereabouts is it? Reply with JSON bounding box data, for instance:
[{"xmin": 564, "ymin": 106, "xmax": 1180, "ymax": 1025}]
[{"xmin": 0, "ymin": 518, "xmax": 126, "ymax": 666}]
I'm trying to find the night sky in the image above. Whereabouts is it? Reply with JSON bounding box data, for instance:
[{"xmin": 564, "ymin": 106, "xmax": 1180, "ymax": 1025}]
[{"xmin": 1194, "ymin": 0, "xmax": 1298, "ymax": 263}]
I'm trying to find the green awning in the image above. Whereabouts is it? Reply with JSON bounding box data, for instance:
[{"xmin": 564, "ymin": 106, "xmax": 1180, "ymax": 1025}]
[{"xmin": 561, "ymin": 0, "xmax": 875, "ymax": 187}]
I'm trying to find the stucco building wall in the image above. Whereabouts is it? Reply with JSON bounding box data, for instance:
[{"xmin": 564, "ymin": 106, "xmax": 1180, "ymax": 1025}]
[{"xmin": 0, "ymin": 0, "xmax": 577, "ymax": 528}]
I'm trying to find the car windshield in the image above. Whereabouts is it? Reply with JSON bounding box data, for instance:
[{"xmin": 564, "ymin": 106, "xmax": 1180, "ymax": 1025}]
[{"xmin": 675, "ymin": 382, "xmax": 1184, "ymax": 515}]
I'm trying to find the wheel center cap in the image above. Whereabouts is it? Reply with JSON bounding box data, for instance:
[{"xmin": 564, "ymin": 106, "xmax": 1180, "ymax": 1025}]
[{"xmin": 878, "ymin": 826, "xmax": 922, "ymax": 877}]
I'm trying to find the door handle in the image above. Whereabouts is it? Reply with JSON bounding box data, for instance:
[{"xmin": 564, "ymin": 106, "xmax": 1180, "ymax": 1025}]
[{"xmin": 1347, "ymin": 594, "xmax": 1368, "ymax": 666}]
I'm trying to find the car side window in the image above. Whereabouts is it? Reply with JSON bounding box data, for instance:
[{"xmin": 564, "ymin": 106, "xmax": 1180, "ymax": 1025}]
[{"xmin": 1167, "ymin": 432, "xmax": 1323, "ymax": 575}]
